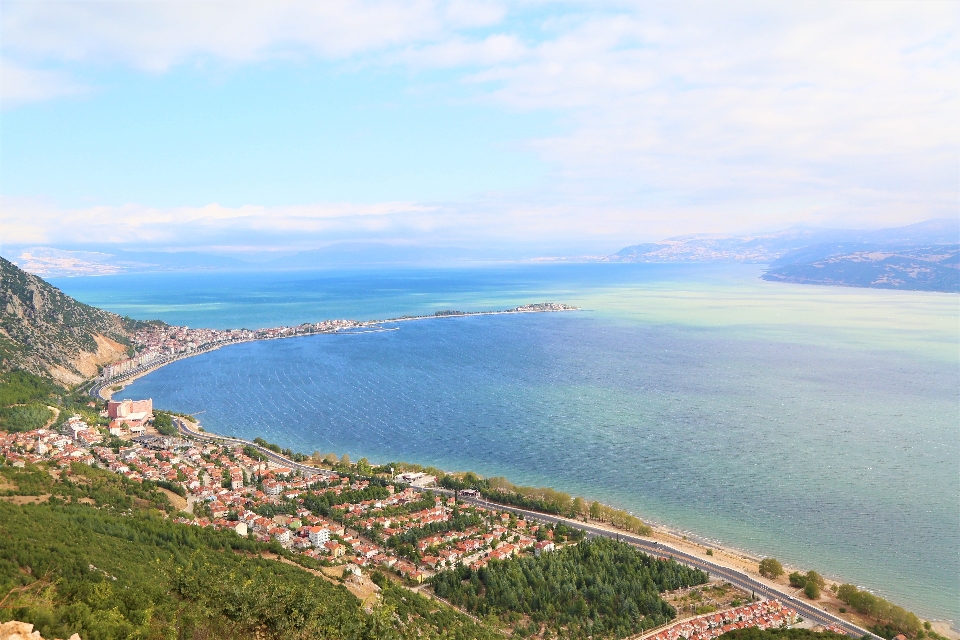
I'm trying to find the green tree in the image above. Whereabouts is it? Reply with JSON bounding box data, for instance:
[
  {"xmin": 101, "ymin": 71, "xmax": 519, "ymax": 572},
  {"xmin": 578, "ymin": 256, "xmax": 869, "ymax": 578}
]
[
  {"xmin": 805, "ymin": 571, "xmax": 825, "ymax": 589},
  {"xmin": 788, "ymin": 572, "xmax": 806, "ymax": 588},
  {"xmin": 356, "ymin": 458, "xmax": 373, "ymax": 476},
  {"xmin": 759, "ymin": 558, "xmax": 784, "ymax": 579},
  {"xmin": 589, "ymin": 500, "xmax": 602, "ymax": 520},
  {"xmin": 804, "ymin": 581, "xmax": 821, "ymax": 600}
]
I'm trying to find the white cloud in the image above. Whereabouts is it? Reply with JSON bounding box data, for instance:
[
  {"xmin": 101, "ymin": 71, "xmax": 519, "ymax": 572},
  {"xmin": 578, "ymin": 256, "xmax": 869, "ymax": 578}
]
[
  {"xmin": 0, "ymin": 196, "xmax": 444, "ymax": 247},
  {"xmin": 0, "ymin": 1, "xmax": 956, "ymax": 241},
  {"xmin": 1, "ymin": 0, "xmax": 485, "ymax": 72},
  {"xmin": 0, "ymin": 58, "xmax": 88, "ymax": 106}
]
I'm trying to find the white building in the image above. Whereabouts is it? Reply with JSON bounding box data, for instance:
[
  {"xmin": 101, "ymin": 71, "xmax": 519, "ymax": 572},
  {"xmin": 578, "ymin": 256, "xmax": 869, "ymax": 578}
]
[{"xmin": 308, "ymin": 526, "xmax": 330, "ymax": 546}]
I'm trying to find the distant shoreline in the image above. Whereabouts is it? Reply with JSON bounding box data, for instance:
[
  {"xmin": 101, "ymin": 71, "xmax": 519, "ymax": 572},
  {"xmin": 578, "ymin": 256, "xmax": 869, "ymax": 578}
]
[{"xmin": 91, "ymin": 303, "xmax": 579, "ymax": 400}]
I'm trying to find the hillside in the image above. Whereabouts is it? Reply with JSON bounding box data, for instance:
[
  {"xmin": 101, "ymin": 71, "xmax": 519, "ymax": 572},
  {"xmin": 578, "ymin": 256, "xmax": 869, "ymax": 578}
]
[
  {"xmin": 0, "ymin": 462, "xmax": 500, "ymax": 640},
  {"xmin": 762, "ymin": 245, "xmax": 959, "ymax": 292},
  {"xmin": 0, "ymin": 257, "xmax": 146, "ymax": 385}
]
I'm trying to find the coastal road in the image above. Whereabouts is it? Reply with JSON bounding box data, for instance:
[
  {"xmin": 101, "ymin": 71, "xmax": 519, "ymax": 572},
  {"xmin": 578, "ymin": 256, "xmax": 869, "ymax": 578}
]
[
  {"xmin": 164, "ymin": 418, "xmax": 875, "ymax": 639},
  {"xmin": 428, "ymin": 489, "xmax": 877, "ymax": 640},
  {"xmin": 88, "ymin": 341, "xmax": 240, "ymax": 401},
  {"xmin": 174, "ymin": 418, "xmax": 336, "ymax": 480}
]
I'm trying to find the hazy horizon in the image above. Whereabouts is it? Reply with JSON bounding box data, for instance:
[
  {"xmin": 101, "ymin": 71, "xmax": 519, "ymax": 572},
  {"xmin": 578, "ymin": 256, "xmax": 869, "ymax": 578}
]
[{"xmin": 2, "ymin": 1, "xmax": 956, "ymax": 256}]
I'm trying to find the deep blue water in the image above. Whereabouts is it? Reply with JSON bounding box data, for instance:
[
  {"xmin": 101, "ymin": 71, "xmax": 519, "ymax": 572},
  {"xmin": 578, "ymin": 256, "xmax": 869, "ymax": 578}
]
[{"xmin": 52, "ymin": 264, "xmax": 959, "ymax": 623}]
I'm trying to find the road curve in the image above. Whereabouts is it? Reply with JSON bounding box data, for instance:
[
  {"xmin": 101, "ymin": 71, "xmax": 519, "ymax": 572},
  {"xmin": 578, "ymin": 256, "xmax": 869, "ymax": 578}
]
[
  {"xmin": 165, "ymin": 420, "xmax": 876, "ymax": 639},
  {"xmin": 428, "ymin": 490, "xmax": 877, "ymax": 640},
  {"xmin": 174, "ymin": 418, "xmax": 336, "ymax": 480}
]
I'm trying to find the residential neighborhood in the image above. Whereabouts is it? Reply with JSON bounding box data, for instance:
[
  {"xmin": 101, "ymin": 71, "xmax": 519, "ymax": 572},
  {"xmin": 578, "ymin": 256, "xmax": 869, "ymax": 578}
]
[{"xmin": 0, "ymin": 413, "xmax": 584, "ymax": 587}]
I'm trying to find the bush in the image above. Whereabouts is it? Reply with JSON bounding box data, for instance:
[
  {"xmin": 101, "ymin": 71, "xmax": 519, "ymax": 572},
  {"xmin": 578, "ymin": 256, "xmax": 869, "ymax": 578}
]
[
  {"xmin": 0, "ymin": 370, "xmax": 63, "ymax": 406},
  {"xmin": 789, "ymin": 572, "xmax": 806, "ymax": 588}
]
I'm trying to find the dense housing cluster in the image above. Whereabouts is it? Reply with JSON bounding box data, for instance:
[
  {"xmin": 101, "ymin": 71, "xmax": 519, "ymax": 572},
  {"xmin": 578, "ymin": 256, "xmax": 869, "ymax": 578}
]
[
  {"xmin": 0, "ymin": 418, "xmax": 587, "ymax": 586},
  {"xmin": 101, "ymin": 320, "xmax": 365, "ymax": 380},
  {"xmin": 642, "ymin": 600, "xmax": 798, "ymax": 640}
]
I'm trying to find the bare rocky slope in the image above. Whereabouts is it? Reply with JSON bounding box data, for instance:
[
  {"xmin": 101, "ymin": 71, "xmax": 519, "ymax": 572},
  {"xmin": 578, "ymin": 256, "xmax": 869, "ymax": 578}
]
[{"xmin": 0, "ymin": 256, "xmax": 146, "ymax": 385}]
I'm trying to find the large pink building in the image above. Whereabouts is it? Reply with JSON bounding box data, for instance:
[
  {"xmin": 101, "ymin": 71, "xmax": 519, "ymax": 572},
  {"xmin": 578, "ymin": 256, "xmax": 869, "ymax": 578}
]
[{"xmin": 108, "ymin": 398, "xmax": 153, "ymax": 419}]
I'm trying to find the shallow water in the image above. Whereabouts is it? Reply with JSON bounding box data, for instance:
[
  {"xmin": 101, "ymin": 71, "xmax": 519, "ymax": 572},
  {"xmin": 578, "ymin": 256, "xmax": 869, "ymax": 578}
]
[{"xmin": 54, "ymin": 263, "xmax": 960, "ymax": 622}]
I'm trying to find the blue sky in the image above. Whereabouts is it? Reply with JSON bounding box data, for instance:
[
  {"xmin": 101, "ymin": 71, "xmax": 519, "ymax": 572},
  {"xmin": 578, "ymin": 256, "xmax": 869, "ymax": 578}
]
[{"xmin": 1, "ymin": 1, "xmax": 957, "ymax": 256}]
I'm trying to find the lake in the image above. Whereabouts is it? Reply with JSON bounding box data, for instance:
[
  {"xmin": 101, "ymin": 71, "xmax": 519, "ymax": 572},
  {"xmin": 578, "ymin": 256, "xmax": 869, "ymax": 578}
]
[{"xmin": 53, "ymin": 263, "xmax": 960, "ymax": 623}]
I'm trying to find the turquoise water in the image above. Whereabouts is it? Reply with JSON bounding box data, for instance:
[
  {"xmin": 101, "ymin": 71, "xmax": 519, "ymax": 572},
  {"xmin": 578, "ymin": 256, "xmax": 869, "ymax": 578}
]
[{"xmin": 52, "ymin": 264, "xmax": 959, "ymax": 623}]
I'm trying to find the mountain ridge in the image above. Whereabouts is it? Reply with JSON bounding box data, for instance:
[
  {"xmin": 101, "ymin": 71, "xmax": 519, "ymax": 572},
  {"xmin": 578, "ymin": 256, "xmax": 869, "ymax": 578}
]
[
  {"xmin": 608, "ymin": 218, "xmax": 959, "ymax": 265},
  {"xmin": 0, "ymin": 256, "xmax": 151, "ymax": 384}
]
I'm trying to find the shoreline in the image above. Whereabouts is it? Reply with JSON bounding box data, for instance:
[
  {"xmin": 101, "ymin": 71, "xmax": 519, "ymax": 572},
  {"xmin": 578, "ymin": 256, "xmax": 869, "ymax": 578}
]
[
  {"xmin": 87, "ymin": 305, "xmax": 956, "ymax": 635},
  {"xmin": 174, "ymin": 415, "xmax": 957, "ymax": 638},
  {"xmin": 91, "ymin": 303, "xmax": 579, "ymax": 400}
]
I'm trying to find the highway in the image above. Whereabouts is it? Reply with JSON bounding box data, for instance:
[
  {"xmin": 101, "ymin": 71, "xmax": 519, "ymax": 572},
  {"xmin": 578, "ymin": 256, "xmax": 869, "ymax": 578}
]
[
  {"xmin": 173, "ymin": 417, "xmax": 336, "ymax": 480},
  {"xmin": 164, "ymin": 421, "xmax": 876, "ymax": 639},
  {"xmin": 427, "ymin": 489, "xmax": 878, "ymax": 640},
  {"xmin": 88, "ymin": 342, "xmax": 236, "ymax": 402}
]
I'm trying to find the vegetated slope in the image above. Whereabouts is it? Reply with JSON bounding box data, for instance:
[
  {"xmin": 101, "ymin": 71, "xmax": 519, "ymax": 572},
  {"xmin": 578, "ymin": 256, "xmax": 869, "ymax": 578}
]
[
  {"xmin": 761, "ymin": 244, "xmax": 959, "ymax": 292},
  {"xmin": 0, "ymin": 462, "xmax": 502, "ymax": 640},
  {"xmin": 0, "ymin": 256, "xmax": 149, "ymax": 384},
  {"xmin": 431, "ymin": 537, "xmax": 709, "ymax": 639}
]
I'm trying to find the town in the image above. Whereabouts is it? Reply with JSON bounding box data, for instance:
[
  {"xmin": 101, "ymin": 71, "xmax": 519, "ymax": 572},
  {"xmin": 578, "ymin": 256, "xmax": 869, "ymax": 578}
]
[
  {"xmin": 0, "ymin": 397, "xmax": 827, "ymax": 640},
  {"xmin": 100, "ymin": 319, "xmax": 365, "ymax": 380},
  {"xmin": 0, "ymin": 405, "xmax": 584, "ymax": 585},
  {"xmin": 98, "ymin": 303, "xmax": 579, "ymax": 382}
]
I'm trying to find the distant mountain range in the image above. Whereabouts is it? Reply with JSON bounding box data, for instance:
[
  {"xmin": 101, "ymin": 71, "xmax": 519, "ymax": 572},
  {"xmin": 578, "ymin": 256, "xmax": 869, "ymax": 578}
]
[
  {"xmin": 608, "ymin": 218, "xmax": 958, "ymax": 264},
  {"xmin": 3, "ymin": 218, "xmax": 957, "ymax": 292},
  {"xmin": 609, "ymin": 218, "xmax": 959, "ymax": 292},
  {"xmin": 6, "ymin": 246, "xmax": 250, "ymax": 277},
  {"xmin": 1, "ymin": 243, "xmax": 489, "ymax": 278},
  {"xmin": 761, "ymin": 244, "xmax": 959, "ymax": 291}
]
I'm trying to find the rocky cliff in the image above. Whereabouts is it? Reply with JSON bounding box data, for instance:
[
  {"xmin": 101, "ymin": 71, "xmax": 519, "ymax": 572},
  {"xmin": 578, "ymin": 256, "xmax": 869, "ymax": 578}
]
[{"xmin": 0, "ymin": 256, "xmax": 141, "ymax": 385}]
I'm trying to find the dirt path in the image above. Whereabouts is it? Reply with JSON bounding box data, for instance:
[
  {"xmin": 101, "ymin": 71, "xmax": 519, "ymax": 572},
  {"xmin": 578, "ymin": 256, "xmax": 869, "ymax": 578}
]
[
  {"xmin": 158, "ymin": 487, "xmax": 187, "ymax": 511},
  {"xmin": 0, "ymin": 494, "xmax": 51, "ymax": 504},
  {"xmin": 254, "ymin": 553, "xmax": 380, "ymax": 607},
  {"xmin": 43, "ymin": 406, "xmax": 60, "ymax": 430}
]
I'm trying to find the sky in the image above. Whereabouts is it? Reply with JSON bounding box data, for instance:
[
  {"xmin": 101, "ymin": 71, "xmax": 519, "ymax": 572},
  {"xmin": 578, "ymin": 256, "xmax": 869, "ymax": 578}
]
[{"xmin": 1, "ymin": 0, "xmax": 957, "ymax": 257}]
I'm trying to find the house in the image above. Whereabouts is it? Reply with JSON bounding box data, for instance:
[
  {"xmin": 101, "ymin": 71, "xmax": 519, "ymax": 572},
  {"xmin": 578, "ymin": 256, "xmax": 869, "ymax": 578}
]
[
  {"xmin": 262, "ymin": 480, "xmax": 281, "ymax": 495},
  {"xmin": 269, "ymin": 527, "xmax": 291, "ymax": 544},
  {"xmin": 534, "ymin": 540, "xmax": 555, "ymax": 556},
  {"xmin": 324, "ymin": 541, "xmax": 345, "ymax": 558},
  {"xmin": 308, "ymin": 526, "xmax": 330, "ymax": 547}
]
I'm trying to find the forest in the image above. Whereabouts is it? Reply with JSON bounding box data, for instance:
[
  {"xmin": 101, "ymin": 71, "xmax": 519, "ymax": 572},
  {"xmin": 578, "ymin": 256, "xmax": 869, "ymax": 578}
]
[{"xmin": 431, "ymin": 537, "xmax": 708, "ymax": 639}]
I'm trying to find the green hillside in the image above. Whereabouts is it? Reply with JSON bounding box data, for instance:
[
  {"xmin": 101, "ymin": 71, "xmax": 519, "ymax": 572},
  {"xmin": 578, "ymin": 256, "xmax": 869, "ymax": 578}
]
[
  {"xmin": 0, "ymin": 257, "xmax": 152, "ymax": 384},
  {"xmin": 0, "ymin": 461, "xmax": 501, "ymax": 640}
]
